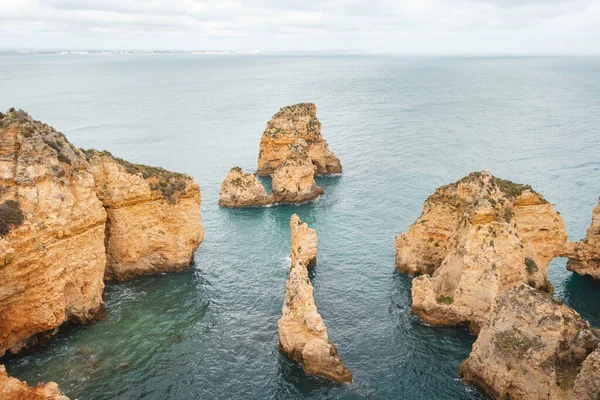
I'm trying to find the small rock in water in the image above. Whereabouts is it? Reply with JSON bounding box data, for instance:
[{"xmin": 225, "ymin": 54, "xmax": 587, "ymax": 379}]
[
  {"xmin": 117, "ymin": 362, "xmax": 133, "ymax": 371},
  {"xmin": 74, "ymin": 347, "xmax": 93, "ymax": 356}
]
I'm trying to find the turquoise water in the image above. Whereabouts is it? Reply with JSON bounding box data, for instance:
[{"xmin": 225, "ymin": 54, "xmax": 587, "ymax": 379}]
[{"xmin": 1, "ymin": 55, "xmax": 600, "ymax": 399}]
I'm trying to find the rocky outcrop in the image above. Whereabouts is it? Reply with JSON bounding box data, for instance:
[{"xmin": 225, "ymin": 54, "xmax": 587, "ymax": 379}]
[
  {"xmin": 0, "ymin": 110, "xmax": 107, "ymax": 357},
  {"xmin": 564, "ymin": 198, "xmax": 600, "ymax": 279},
  {"xmin": 86, "ymin": 150, "xmax": 204, "ymax": 283},
  {"xmin": 0, "ymin": 109, "xmax": 203, "ymax": 357},
  {"xmin": 219, "ymin": 167, "xmax": 273, "ymax": 208},
  {"xmin": 272, "ymin": 140, "xmax": 323, "ymax": 204},
  {"xmin": 0, "ymin": 365, "xmax": 69, "ymax": 400},
  {"xmin": 396, "ymin": 171, "xmax": 567, "ymax": 333},
  {"xmin": 278, "ymin": 214, "xmax": 352, "ymax": 383},
  {"xmin": 290, "ymin": 214, "xmax": 317, "ymax": 267},
  {"xmin": 460, "ymin": 284, "xmax": 600, "ymax": 400},
  {"xmin": 257, "ymin": 103, "xmax": 341, "ymax": 176}
]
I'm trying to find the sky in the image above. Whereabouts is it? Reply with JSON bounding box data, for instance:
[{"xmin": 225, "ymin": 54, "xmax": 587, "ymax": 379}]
[{"xmin": 0, "ymin": 0, "xmax": 599, "ymax": 54}]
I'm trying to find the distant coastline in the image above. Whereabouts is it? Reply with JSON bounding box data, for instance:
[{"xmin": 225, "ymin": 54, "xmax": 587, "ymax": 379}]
[{"xmin": 0, "ymin": 49, "xmax": 365, "ymax": 56}]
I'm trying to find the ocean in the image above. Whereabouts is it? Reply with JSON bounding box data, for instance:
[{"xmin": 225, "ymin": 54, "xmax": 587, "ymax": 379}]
[{"xmin": 1, "ymin": 54, "xmax": 599, "ymax": 399}]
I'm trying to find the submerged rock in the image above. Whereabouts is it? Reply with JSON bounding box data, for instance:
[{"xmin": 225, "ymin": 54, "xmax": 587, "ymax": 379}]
[
  {"xmin": 272, "ymin": 140, "xmax": 323, "ymax": 204},
  {"xmin": 0, "ymin": 364, "xmax": 69, "ymax": 399},
  {"xmin": 460, "ymin": 284, "xmax": 600, "ymax": 400},
  {"xmin": 219, "ymin": 167, "xmax": 273, "ymax": 208},
  {"xmin": 0, "ymin": 110, "xmax": 107, "ymax": 357},
  {"xmin": 564, "ymin": 198, "xmax": 600, "ymax": 279},
  {"xmin": 395, "ymin": 171, "xmax": 567, "ymax": 333},
  {"xmin": 278, "ymin": 214, "xmax": 352, "ymax": 383},
  {"xmin": 85, "ymin": 150, "xmax": 204, "ymax": 283},
  {"xmin": 257, "ymin": 103, "xmax": 341, "ymax": 176}
]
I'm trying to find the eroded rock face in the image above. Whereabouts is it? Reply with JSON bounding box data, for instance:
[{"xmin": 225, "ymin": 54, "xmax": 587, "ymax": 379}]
[
  {"xmin": 272, "ymin": 140, "xmax": 323, "ymax": 204},
  {"xmin": 460, "ymin": 284, "xmax": 600, "ymax": 400},
  {"xmin": 396, "ymin": 171, "xmax": 567, "ymax": 333},
  {"xmin": 0, "ymin": 109, "xmax": 205, "ymax": 356},
  {"xmin": 278, "ymin": 214, "xmax": 352, "ymax": 383},
  {"xmin": 290, "ymin": 214, "xmax": 317, "ymax": 267},
  {"xmin": 0, "ymin": 110, "xmax": 107, "ymax": 357},
  {"xmin": 0, "ymin": 365, "xmax": 69, "ymax": 400},
  {"xmin": 219, "ymin": 167, "xmax": 273, "ymax": 208},
  {"xmin": 257, "ymin": 103, "xmax": 341, "ymax": 176},
  {"xmin": 565, "ymin": 198, "xmax": 600, "ymax": 279},
  {"xmin": 86, "ymin": 150, "xmax": 204, "ymax": 283}
]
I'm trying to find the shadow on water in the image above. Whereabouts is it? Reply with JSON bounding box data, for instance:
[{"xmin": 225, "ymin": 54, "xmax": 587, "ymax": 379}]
[
  {"xmin": 562, "ymin": 273, "xmax": 600, "ymax": 326},
  {"xmin": 276, "ymin": 353, "xmax": 336, "ymax": 396}
]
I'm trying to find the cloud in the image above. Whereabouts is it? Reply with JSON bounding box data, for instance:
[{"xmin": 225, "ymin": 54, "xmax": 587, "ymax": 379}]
[{"xmin": 0, "ymin": 0, "xmax": 598, "ymax": 54}]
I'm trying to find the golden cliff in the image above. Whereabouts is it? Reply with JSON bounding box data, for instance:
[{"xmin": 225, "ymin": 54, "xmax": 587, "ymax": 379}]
[
  {"xmin": 290, "ymin": 214, "xmax": 318, "ymax": 267},
  {"xmin": 272, "ymin": 140, "xmax": 323, "ymax": 204},
  {"xmin": 460, "ymin": 284, "xmax": 600, "ymax": 400},
  {"xmin": 0, "ymin": 110, "xmax": 107, "ymax": 357},
  {"xmin": 219, "ymin": 167, "xmax": 273, "ymax": 207},
  {"xmin": 278, "ymin": 214, "xmax": 352, "ymax": 383},
  {"xmin": 86, "ymin": 150, "xmax": 204, "ymax": 283},
  {"xmin": 257, "ymin": 103, "xmax": 341, "ymax": 176},
  {"xmin": 0, "ymin": 365, "xmax": 69, "ymax": 400},
  {"xmin": 564, "ymin": 198, "xmax": 600, "ymax": 279},
  {"xmin": 395, "ymin": 171, "xmax": 567, "ymax": 333},
  {"xmin": 0, "ymin": 109, "xmax": 203, "ymax": 361}
]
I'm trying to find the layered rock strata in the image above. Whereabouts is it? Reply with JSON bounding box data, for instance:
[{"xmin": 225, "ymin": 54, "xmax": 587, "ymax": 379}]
[
  {"xmin": 86, "ymin": 150, "xmax": 204, "ymax": 283},
  {"xmin": 460, "ymin": 284, "xmax": 600, "ymax": 400},
  {"xmin": 290, "ymin": 214, "xmax": 318, "ymax": 267},
  {"xmin": 272, "ymin": 140, "xmax": 323, "ymax": 204},
  {"xmin": 218, "ymin": 167, "xmax": 273, "ymax": 207},
  {"xmin": 564, "ymin": 198, "xmax": 600, "ymax": 279},
  {"xmin": 278, "ymin": 214, "xmax": 352, "ymax": 383},
  {"xmin": 0, "ymin": 109, "xmax": 203, "ymax": 357},
  {"xmin": 395, "ymin": 171, "xmax": 567, "ymax": 333},
  {"xmin": 0, "ymin": 365, "xmax": 69, "ymax": 400},
  {"xmin": 257, "ymin": 103, "xmax": 341, "ymax": 175},
  {"xmin": 0, "ymin": 110, "xmax": 107, "ymax": 357}
]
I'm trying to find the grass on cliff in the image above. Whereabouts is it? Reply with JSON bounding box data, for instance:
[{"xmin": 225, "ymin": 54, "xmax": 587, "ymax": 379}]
[
  {"xmin": 525, "ymin": 258, "xmax": 539, "ymax": 274},
  {"xmin": 83, "ymin": 149, "xmax": 189, "ymax": 203},
  {"xmin": 1, "ymin": 109, "xmax": 76, "ymax": 166},
  {"xmin": 0, "ymin": 200, "xmax": 24, "ymax": 236},
  {"xmin": 436, "ymin": 295, "xmax": 454, "ymax": 305}
]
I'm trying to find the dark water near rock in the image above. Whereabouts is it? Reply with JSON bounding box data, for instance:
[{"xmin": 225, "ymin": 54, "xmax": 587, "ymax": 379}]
[{"xmin": 1, "ymin": 55, "xmax": 600, "ymax": 399}]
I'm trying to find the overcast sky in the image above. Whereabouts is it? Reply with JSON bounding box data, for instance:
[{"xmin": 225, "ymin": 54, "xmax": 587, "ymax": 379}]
[{"xmin": 1, "ymin": 0, "xmax": 599, "ymax": 54}]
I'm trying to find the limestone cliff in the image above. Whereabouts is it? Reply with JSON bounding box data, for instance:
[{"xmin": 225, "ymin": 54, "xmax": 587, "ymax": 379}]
[
  {"xmin": 0, "ymin": 365, "xmax": 69, "ymax": 400},
  {"xmin": 272, "ymin": 140, "xmax": 323, "ymax": 204},
  {"xmin": 278, "ymin": 214, "xmax": 352, "ymax": 383},
  {"xmin": 565, "ymin": 198, "xmax": 600, "ymax": 279},
  {"xmin": 257, "ymin": 103, "xmax": 341, "ymax": 176},
  {"xmin": 460, "ymin": 284, "xmax": 600, "ymax": 400},
  {"xmin": 0, "ymin": 109, "xmax": 107, "ymax": 357},
  {"xmin": 290, "ymin": 214, "xmax": 317, "ymax": 267},
  {"xmin": 219, "ymin": 167, "xmax": 273, "ymax": 208},
  {"xmin": 396, "ymin": 171, "xmax": 567, "ymax": 333},
  {"xmin": 85, "ymin": 150, "xmax": 204, "ymax": 283},
  {"xmin": 0, "ymin": 109, "xmax": 204, "ymax": 357}
]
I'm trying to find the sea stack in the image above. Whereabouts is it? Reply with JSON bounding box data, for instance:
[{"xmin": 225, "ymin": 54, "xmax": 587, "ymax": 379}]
[
  {"xmin": 86, "ymin": 150, "xmax": 204, "ymax": 282},
  {"xmin": 460, "ymin": 284, "xmax": 600, "ymax": 400},
  {"xmin": 0, "ymin": 109, "xmax": 204, "ymax": 356},
  {"xmin": 395, "ymin": 171, "xmax": 567, "ymax": 333},
  {"xmin": 257, "ymin": 103, "xmax": 341, "ymax": 176},
  {"xmin": 219, "ymin": 167, "xmax": 273, "ymax": 207},
  {"xmin": 564, "ymin": 197, "xmax": 600, "ymax": 279},
  {"xmin": 272, "ymin": 140, "xmax": 323, "ymax": 204},
  {"xmin": 278, "ymin": 214, "xmax": 352, "ymax": 383},
  {"xmin": 0, "ymin": 365, "xmax": 69, "ymax": 400}
]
